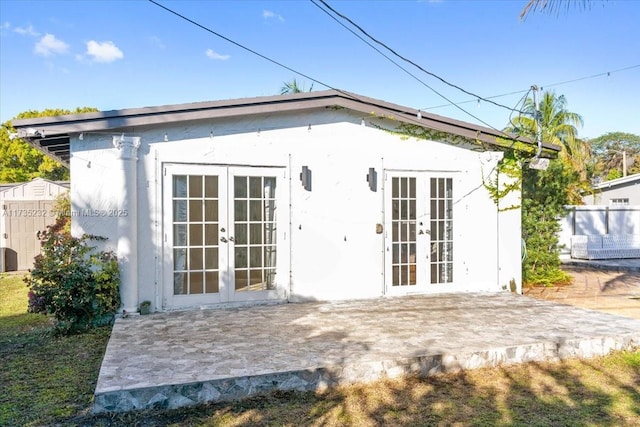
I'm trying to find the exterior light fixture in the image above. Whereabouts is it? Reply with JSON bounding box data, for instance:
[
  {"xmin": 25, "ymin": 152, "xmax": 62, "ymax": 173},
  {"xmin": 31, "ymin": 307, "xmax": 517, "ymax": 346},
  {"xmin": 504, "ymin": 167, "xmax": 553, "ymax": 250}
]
[
  {"xmin": 300, "ymin": 166, "xmax": 312, "ymax": 191},
  {"xmin": 367, "ymin": 168, "xmax": 377, "ymax": 192}
]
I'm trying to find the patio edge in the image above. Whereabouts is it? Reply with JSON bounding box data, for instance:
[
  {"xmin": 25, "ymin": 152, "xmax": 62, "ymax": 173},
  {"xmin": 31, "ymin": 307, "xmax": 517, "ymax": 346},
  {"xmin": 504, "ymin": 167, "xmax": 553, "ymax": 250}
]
[{"xmin": 93, "ymin": 333, "xmax": 640, "ymax": 413}]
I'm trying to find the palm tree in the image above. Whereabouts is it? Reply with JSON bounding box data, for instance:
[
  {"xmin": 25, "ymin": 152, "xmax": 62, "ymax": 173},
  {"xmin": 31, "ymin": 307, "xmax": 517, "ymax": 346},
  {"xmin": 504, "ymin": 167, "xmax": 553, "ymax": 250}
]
[
  {"xmin": 510, "ymin": 91, "xmax": 583, "ymax": 149},
  {"xmin": 280, "ymin": 78, "xmax": 314, "ymax": 95},
  {"xmin": 508, "ymin": 90, "xmax": 590, "ymax": 202}
]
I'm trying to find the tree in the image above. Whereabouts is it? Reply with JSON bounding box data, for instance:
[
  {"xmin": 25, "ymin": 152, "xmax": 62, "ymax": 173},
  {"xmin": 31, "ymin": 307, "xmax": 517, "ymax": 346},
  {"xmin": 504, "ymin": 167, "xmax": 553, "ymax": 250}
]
[
  {"xmin": 280, "ymin": 78, "xmax": 314, "ymax": 95},
  {"xmin": 0, "ymin": 108, "xmax": 97, "ymax": 183},
  {"xmin": 520, "ymin": 158, "xmax": 575, "ymax": 286},
  {"xmin": 507, "ymin": 91, "xmax": 586, "ymax": 285},
  {"xmin": 508, "ymin": 90, "xmax": 589, "ymax": 203},
  {"xmin": 588, "ymin": 132, "xmax": 640, "ymax": 181},
  {"xmin": 520, "ymin": 0, "xmax": 607, "ymax": 20}
]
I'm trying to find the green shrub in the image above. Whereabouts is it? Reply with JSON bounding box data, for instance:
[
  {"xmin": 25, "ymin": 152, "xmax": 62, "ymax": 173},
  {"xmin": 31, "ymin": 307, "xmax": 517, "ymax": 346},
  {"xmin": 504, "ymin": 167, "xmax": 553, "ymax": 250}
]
[
  {"xmin": 521, "ymin": 159, "xmax": 574, "ymax": 286},
  {"xmin": 25, "ymin": 210, "xmax": 120, "ymax": 334}
]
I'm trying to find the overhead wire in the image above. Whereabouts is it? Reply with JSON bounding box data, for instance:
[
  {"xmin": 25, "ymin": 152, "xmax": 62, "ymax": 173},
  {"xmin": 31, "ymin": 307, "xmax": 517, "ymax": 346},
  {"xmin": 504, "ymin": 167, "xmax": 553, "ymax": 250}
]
[
  {"xmin": 508, "ymin": 87, "xmax": 533, "ymax": 132},
  {"xmin": 308, "ymin": 0, "xmax": 511, "ymax": 133},
  {"xmin": 147, "ymin": 0, "xmax": 545, "ymax": 156},
  {"xmin": 146, "ymin": 0, "xmax": 392, "ymax": 112},
  {"xmin": 309, "ymin": 0, "xmax": 525, "ymax": 139},
  {"xmin": 145, "ymin": 0, "xmax": 427, "ymax": 132},
  {"xmin": 543, "ymin": 64, "xmax": 639, "ymax": 89},
  {"xmin": 314, "ymin": 0, "xmax": 639, "ymax": 121},
  {"xmin": 313, "ymin": 0, "xmax": 524, "ymax": 115},
  {"xmin": 146, "ymin": 0, "xmax": 335, "ymax": 94},
  {"xmin": 425, "ymin": 64, "xmax": 640, "ymax": 111}
]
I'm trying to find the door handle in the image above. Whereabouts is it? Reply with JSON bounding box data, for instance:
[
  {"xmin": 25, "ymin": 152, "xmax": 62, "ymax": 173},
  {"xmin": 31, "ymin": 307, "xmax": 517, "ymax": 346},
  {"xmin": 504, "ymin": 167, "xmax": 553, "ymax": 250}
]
[
  {"xmin": 228, "ymin": 236, "xmax": 235, "ymax": 242},
  {"xmin": 220, "ymin": 237, "xmax": 228, "ymax": 243}
]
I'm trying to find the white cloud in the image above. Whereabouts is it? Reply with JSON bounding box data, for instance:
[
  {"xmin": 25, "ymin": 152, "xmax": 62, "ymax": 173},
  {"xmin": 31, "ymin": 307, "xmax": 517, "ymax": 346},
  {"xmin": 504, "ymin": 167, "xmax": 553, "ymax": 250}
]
[
  {"xmin": 14, "ymin": 25, "xmax": 40, "ymax": 36},
  {"xmin": 1, "ymin": 22, "xmax": 12, "ymax": 31},
  {"xmin": 205, "ymin": 49, "xmax": 230, "ymax": 61},
  {"xmin": 263, "ymin": 10, "xmax": 284, "ymax": 22},
  {"xmin": 85, "ymin": 40, "xmax": 124, "ymax": 63},
  {"xmin": 34, "ymin": 34, "xmax": 69, "ymax": 56}
]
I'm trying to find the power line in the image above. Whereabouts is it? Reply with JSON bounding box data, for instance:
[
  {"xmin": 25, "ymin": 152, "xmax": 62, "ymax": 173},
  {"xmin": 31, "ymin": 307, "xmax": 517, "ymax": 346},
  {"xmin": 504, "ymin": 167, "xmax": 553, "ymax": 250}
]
[
  {"xmin": 310, "ymin": 0, "xmax": 526, "ymax": 137},
  {"xmin": 543, "ymin": 64, "xmax": 640, "ymax": 89},
  {"xmin": 426, "ymin": 89, "xmax": 531, "ymax": 111},
  {"xmin": 146, "ymin": 0, "xmax": 334, "ymax": 93},
  {"xmin": 313, "ymin": 0, "xmax": 524, "ymax": 115},
  {"xmin": 145, "ymin": 0, "xmax": 407, "ymax": 121},
  {"xmin": 308, "ymin": 0, "xmax": 509, "ymax": 132},
  {"xmin": 147, "ymin": 0, "xmax": 526, "ymax": 146},
  {"xmin": 508, "ymin": 87, "xmax": 533, "ymax": 131},
  {"xmin": 314, "ymin": 0, "xmax": 639, "ymax": 118},
  {"xmin": 424, "ymin": 64, "xmax": 640, "ymax": 111}
]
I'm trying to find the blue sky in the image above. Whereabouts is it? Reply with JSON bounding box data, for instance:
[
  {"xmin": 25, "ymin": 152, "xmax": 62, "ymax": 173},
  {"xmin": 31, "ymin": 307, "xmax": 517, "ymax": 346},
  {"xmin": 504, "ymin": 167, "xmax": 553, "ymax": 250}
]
[{"xmin": 1, "ymin": 0, "xmax": 638, "ymax": 139}]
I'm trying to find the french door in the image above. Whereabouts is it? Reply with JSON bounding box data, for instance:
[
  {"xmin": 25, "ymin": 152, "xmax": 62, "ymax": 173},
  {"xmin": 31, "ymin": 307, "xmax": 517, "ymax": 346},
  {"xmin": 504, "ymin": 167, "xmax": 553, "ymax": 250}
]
[
  {"xmin": 163, "ymin": 164, "xmax": 287, "ymax": 308},
  {"xmin": 384, "ymin": 171, "xmax": 454, "ymax": 295}
]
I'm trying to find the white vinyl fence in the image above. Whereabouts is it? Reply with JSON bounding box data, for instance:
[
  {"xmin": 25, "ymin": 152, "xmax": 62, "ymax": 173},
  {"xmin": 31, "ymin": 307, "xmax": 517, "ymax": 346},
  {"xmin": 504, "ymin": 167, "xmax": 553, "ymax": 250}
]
[{"xmin": 558, "ymin": 205, "xmax": 640, "ymax": 256}]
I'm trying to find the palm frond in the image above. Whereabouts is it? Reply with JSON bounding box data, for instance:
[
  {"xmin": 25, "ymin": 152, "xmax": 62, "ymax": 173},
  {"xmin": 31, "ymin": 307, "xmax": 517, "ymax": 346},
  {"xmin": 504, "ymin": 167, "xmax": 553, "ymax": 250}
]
[{"xmin": 520, "ymin": 0, "xmax": 605, "ymax": 21}]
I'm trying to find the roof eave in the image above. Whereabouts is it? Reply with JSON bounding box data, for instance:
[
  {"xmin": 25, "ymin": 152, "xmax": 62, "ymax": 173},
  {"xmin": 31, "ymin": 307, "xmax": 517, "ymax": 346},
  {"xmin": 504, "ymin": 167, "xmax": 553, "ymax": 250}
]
[{"xmin": 12, "ymin": 89, "xmax": 561, "ymax": 169}]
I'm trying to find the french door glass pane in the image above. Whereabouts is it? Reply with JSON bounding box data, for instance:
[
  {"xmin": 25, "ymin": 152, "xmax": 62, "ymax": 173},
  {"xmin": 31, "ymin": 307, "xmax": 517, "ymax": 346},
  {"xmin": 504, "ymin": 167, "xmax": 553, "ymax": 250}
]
[
  {"xmin": 189, "ymin": 175, "xmax": 202, "ymax": 198},
  {"xmin": 430, "ymin": 177, "xmax": 454, "ymax": 284},
  {"xmin": 234, "ymin": 175, "xmax": 277, "ymax": 292},
  {"xmin": 204, "ymin": 176, "xmax": 218, "ymax": 198},
  {"xmin": 391, "ymin": 177, "xmax": 417, "ymax": 286},
  {"xmin": 173, "ymin": 176, "xmax": 187, "ymax": 197},
  {"xmin": 172, "ymin": 174, "xmax": 220, "ymax": 295},
  {"xmin": 174, "ymin": 272, "xmax": 187, "ymax": 294}
]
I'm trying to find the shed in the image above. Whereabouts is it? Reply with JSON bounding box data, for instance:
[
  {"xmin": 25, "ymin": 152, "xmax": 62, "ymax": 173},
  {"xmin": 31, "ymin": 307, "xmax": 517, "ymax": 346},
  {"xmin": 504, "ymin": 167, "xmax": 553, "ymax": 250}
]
[
  {"xmin": 0, "ymin": 178, "xmax": 69, "ymax": 271},
  {"xmin": 12, "ymin": 90, "xmax": 559, "ymax": 313}
]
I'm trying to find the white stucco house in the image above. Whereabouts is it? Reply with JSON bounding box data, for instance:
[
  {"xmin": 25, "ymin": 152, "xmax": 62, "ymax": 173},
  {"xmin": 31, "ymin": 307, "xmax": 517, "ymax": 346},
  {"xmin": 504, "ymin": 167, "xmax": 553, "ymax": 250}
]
[{"xmin": 12, "ymin": 90, "xmax": 560, "ymax": 313}]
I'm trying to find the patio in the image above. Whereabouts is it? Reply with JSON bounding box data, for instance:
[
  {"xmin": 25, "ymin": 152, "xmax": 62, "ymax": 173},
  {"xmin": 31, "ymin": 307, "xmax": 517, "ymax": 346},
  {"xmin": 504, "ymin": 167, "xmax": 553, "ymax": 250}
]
[{"xmin": 94, "ymin": 292, "xmax": 640, "ymax": 413}]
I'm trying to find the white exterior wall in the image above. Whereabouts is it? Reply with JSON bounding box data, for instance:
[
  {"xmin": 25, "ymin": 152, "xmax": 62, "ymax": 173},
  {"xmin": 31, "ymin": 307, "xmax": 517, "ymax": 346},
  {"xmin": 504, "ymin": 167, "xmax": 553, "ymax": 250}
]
[{"xmin": 70, "ymin": 110, "xmax": 517, "ymax": 311}]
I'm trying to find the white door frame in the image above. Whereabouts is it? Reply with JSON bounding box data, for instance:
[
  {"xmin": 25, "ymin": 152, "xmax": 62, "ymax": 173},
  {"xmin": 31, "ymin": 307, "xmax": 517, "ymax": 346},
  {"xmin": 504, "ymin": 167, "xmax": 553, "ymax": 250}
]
[
  {"xmin": 383, "ymin": 170, "xmax": 455, "ymax": 295},
  {"xmin": 162, "ymin": 163, "xmax": 289, "ymax": 309}
]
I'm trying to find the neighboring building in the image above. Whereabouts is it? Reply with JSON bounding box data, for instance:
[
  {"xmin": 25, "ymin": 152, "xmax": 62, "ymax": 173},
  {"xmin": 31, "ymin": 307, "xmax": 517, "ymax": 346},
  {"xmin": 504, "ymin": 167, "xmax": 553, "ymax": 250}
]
[
  {"xmin": 0, "ymin": 178, "xmax": 69, "ymax": 271},
  {"xmin": 12, "ymin": 90, "xmax": 560, "ymax": 313},
  {"xmin": 583, "ymin": 173, "xmax": 640, "ymax": 206}
]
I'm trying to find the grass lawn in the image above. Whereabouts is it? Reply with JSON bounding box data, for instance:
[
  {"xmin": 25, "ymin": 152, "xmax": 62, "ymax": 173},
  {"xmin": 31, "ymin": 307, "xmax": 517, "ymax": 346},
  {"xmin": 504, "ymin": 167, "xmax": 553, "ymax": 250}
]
[
  {"xmin": 0, "ymin": 273, "xmax": 110, "ymax": 426},
  {"xmin": 2, "ymin": 273, "xmax": 639, "ymax": 426}
]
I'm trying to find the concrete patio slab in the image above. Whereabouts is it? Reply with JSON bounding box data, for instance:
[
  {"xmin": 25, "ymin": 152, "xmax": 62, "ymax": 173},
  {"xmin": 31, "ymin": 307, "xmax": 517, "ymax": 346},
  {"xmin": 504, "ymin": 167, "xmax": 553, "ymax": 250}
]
[
  {"xmin": 94, "ymin": 292, "xmax": 640, "ymax": 413},
  {"xmin": 527, "ymin": 265, "xmax": 640, "ymax": 320}
]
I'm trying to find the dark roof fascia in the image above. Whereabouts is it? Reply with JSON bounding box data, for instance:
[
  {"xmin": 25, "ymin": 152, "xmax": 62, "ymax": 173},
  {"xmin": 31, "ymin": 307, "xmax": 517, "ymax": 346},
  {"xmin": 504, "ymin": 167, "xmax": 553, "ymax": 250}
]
[
  {"xmin": 331, "ymin": 91, "xmax": 559, "ymax": 153},
  {"xmin": 12, "ymin": 90, "xmax": 561, "ymax": 167},
  {"xmin": 12, "ymin": 91, "xmax": 345, "ymax": 135}
]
